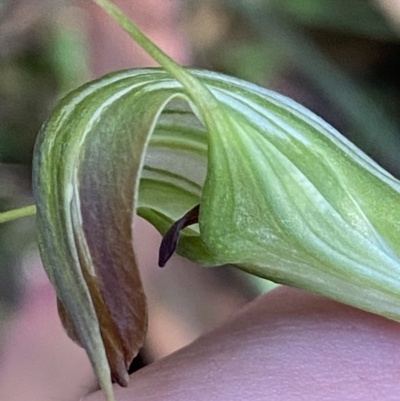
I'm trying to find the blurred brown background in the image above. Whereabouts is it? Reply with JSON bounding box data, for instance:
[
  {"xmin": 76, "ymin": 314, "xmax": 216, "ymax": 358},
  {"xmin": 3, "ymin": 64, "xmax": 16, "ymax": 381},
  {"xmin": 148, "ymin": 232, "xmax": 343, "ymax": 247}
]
[{"xmin": 1, "ymin": 0, "xmax": 400, "ymax": 400}]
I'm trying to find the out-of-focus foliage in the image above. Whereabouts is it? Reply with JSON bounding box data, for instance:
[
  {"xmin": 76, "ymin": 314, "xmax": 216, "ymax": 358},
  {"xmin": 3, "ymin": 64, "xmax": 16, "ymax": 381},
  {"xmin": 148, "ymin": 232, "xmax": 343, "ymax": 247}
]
[
  {"xmin": 274, "ymin": 0, "xmax": 397, "ymax": 40},
  {"xmin": 0, "ymin": 2, "xmax": 88, "ymax": 165}
]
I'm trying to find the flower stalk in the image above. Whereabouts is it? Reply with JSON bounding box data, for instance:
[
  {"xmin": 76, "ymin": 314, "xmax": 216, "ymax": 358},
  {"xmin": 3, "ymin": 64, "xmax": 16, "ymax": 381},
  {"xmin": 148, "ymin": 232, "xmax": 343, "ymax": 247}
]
[{"xmin": 0, "ymin": 205, "xmax": 36, "ymax": 224}]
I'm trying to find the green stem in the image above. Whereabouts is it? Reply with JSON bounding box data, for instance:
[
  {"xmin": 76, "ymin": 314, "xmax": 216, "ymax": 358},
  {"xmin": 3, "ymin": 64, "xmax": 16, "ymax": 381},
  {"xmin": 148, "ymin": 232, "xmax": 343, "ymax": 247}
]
[
  {"xmin": 92, "ymin": 0, "xmax": 177, "ymax": 74},
  {"xmin": 0, "ymin": 205, "xmax": 36, "ymax": 224},
  {"xmin": 91, "ymin": 0, "xmax": 221, "ymax": 128}
]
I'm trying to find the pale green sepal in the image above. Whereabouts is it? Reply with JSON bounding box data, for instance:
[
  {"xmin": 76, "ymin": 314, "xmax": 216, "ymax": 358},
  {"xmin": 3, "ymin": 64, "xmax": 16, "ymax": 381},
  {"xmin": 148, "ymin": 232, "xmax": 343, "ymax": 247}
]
[{"xmin": 192, "ymin": 73, "xmax": 400, "ymax": 321}]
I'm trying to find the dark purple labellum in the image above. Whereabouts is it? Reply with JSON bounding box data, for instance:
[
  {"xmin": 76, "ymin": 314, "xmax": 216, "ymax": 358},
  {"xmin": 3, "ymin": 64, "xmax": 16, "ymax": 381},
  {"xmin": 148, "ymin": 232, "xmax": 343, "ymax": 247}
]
[{"xmin": 158, "ymin": 204, "xmax": 200, "ymax": 267}]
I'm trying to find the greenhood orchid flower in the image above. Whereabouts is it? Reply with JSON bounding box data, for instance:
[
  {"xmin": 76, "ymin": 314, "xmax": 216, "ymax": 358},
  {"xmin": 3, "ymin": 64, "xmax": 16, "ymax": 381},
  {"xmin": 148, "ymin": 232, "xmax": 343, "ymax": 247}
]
[{"xmin": 1, "ymin": 0, "xmax": 399, "ymax": 400}]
